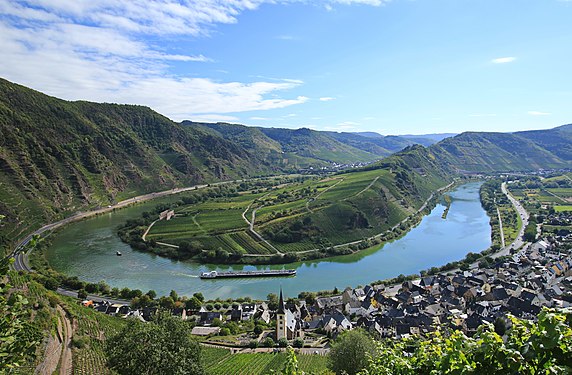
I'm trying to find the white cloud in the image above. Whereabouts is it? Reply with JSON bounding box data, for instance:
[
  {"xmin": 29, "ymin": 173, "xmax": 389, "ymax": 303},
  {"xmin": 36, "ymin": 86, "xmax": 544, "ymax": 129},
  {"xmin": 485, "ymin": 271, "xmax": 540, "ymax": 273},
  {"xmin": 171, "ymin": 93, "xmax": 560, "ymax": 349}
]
[
  {"xmin": 528, "ymin": 111, "xmax": 551, "ymax": 116},
  {"xmin": 0, "ymin": 0, "xmax": 384, "ymax": 120},
  {"xmin": 325, "ymin": 121, "xmax": 360, "ymax": 131},
  {"xmin": 190, "ymin": 114, "xmax": 240, "ymax": 123},
  {"xmin": 319, "ymin": 97, "xmax": 336, "ymax": 101},
  {"xmin": 250, "ymin": 116, "xmax": 270, "ymax": 121},
  {"xmin": 491, "ymin": 57, "xmax": 516, "ymax": 64}
]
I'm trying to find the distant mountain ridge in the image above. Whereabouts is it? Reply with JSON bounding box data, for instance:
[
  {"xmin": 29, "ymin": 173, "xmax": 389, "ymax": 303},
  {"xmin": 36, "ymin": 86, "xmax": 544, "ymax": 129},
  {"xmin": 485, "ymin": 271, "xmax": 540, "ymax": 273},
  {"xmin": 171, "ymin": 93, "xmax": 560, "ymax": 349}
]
[
  {"xmin": 429, "ymin": 127, "xmax": 572, "ymax": 172},
  {"xmin": 183, "ymin": 121, "xmax": 438, "ymax": 165}
]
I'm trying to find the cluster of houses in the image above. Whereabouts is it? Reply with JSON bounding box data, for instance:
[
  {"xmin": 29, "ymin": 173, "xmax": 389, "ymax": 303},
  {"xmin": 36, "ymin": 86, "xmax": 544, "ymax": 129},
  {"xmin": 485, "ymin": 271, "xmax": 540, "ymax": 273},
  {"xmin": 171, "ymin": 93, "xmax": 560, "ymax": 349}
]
[{"xmin": 81, "ymin": 235, "xmax": 571, "ymax": 344}]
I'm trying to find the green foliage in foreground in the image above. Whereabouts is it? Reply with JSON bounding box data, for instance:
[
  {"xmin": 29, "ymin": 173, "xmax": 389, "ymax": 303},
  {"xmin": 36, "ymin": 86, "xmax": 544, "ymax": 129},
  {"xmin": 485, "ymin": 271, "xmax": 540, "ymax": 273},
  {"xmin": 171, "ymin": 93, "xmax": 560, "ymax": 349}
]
[
  {"xmin": 329, "ymin": 329, "xmax": 377, "ymax": 375},
  {"xmin": 0, "ymin": 257, "xmax": 42, "ymax": 374},
  {"xmin": 360, "ymin": 308, "xmax": 572, "ymax": 375},
  {"xmin": 106, "ymin": 315, "xmax": 204, "ymax": 375}
]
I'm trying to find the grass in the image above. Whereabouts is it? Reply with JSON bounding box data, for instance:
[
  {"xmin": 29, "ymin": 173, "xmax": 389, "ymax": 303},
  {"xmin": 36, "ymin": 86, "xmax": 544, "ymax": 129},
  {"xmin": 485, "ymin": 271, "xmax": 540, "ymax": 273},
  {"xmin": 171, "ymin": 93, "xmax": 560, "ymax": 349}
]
[
  {"xmin": 203, "ymin": 349, "xmax": 332, "ymax": 375},
  {"xmin": 554, "ymin": 205, "xmax": 572, "ymax": 212}
]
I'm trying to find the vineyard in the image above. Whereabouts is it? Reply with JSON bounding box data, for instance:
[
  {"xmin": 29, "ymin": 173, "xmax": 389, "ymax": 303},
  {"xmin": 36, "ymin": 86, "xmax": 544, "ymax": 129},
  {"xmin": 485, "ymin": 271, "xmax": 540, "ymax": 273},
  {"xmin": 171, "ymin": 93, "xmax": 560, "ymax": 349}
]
[
  {"xmin": 138, "ymin": 156, "xmax": 449, "ymax": 262},
  {"xmin": 63, "ymin": 300, "xmax": 126, "ymax": 375},
  {"xmin": 202, "ymin": 348, "xmax": 332, "ymax": 375}
]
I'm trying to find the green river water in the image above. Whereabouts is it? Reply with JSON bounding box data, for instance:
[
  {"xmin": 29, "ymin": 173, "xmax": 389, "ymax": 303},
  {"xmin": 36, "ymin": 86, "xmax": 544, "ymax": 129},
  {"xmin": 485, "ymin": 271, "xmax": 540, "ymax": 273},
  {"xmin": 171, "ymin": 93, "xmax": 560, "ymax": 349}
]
[{"xmin": 46, "ymin": 182, "xmax": 490, "ymax": 299}]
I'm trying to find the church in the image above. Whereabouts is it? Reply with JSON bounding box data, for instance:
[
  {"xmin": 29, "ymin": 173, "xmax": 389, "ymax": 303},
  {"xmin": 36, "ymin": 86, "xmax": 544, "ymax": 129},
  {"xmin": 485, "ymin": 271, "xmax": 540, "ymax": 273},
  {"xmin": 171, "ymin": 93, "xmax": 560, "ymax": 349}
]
[{"xmin": 276, "ymin": 288, "xmax": 304, "ymax": 340}]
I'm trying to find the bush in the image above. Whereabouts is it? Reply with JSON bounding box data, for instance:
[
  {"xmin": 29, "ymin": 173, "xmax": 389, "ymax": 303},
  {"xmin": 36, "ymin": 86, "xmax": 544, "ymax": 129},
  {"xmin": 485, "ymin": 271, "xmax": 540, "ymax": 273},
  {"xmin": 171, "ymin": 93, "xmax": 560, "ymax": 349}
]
[
  {"xmin": 219, "ymin": 328, "xmax": 231, "ymax": 336},
  {"xmin": 293, "ymin": 338, "xmax": 304, "ymax": 348},
  {"xmin": 248, "ymin": 340, "xmax": 259, "ymax": 349},
  {"xmin": 278, "ymin": 337, "xmax": 289, "ymax": 348},
  {"xmin": 72, "ymin": 336, "xmax": 89, "ymax": 349},
  {"xmin": 263, "ymin": 337, "xmax": 275, "ymax": 348}
]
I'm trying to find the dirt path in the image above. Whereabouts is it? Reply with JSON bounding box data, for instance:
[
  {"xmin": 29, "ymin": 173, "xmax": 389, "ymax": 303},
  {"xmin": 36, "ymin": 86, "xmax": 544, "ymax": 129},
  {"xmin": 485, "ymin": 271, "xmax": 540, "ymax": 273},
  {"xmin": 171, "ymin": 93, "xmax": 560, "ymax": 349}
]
[
  {"xmin": 249, "ymin": 207, "xmax": 282, "ymax": 254},
  {"xmin": 343, "ymin": 176, "xmax": 379, "ymax": 201},
  {"xmin": 57, "ymin": 306, "xmax": 73, "ymax": 375},
  {"xmin": 141, "ymin": 220, "xmax": 158, "ymax": 241},
  {"xmin": 35, "ymin": 335, "xmax": 61, "ymax": 375},
  {"xmin": 306, "ymin": 177, "xmax": 344, "ymax": 212},
  {"xmin": 34, "ymin": 306, "xmax": 73, "ymax": 375}
]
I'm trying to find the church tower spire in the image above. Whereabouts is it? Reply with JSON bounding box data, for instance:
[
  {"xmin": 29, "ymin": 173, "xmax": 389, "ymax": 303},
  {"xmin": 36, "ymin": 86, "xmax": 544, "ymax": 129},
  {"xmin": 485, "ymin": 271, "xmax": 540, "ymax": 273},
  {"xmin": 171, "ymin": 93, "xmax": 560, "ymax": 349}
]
[{"xmin": 276, "ymin": 286, "xmax": 287, "ymax": 340}]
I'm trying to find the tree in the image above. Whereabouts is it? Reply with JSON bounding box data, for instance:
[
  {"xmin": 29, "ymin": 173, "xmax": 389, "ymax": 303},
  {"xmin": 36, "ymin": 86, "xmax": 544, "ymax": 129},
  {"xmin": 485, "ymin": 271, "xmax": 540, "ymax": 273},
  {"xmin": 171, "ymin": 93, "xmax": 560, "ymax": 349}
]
[
  {"xmin": 329, "ymin": 329, "xmax": 376, "ymax": 375},
  {"xmin": 146, "ymin": 290, "xmax": 157, "ymax": 299},
  {"xmin": 159, "ymin": 296, "xmax": 175, "ymax": 310},
  {"xmin": 263, "ymin": 337, "xmax": 275, "ymax": 347},
  {"xmin": 106, "ymin": 315, "xmax": 204, "ymax": 375},
  {"xmin": 267, "ymin": 293, "xmax": 279, "ymax": 311},
  {"xmin": 77, "ymin": 289, "xmax": 88, "ymax": 300},
  {"xmin": 293, "ymin": 338, "xmax": 304, "ymax": 348},
  {"xmin": 185, "ymin": 297, "xmax": 202, "ymax": 311},
  {"xmin": 193, "ymin": 292, "xmax": 205, "ymax": 302},
  {"xmin": 278, "ymin": 337, "xmax": 289, "ymax": 347},
  {"xmin": 170, "ymin": 290, "xmax": 179, "ymax": 302}
]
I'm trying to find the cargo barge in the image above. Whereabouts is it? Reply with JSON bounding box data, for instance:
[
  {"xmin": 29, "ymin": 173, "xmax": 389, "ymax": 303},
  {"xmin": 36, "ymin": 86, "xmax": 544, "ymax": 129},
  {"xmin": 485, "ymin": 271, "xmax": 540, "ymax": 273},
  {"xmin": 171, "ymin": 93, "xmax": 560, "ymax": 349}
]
[{"xmin": 200, "ymin": 269, "xmax": 296, "ymax": 279}]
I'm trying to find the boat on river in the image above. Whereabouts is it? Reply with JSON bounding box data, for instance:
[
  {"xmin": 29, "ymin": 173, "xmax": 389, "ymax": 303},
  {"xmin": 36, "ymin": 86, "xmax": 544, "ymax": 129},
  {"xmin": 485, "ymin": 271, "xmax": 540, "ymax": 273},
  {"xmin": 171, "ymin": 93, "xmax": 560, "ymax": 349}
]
[
  {"xmin": 200, "ymin": 269, "xmax": 296, "ymax": 279},
  {"xmin": 116, "ymin": 251, "xmax": 122, "ymax": 256}
]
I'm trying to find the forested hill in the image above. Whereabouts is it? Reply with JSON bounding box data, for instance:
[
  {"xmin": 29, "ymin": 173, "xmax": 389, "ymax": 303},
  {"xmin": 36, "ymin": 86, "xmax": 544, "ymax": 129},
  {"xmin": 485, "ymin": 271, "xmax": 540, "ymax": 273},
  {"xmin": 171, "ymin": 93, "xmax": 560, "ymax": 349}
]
[
  {"xmin": 183, "ymin": 121, "xmax": 435, "ymax": 165},
  {"xmin": 0, "ymin": 78, "xmax": 279, "ymax": 244},
  {"xmin": 428, "ymin": 128, "xmax": 572, "ymax": 173}
]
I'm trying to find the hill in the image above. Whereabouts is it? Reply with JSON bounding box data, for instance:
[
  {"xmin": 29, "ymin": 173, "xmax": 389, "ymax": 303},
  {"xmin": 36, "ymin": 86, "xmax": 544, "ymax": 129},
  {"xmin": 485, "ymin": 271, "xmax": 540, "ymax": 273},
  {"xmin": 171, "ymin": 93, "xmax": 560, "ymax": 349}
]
[
  {"xmin": 515, "ymin": 124, "xmax": 572, "ymax": 161},
  {"xmin": 183, "ymin": 121, "xmax": 440, "ymax": 165},
  {"xmin": 184, "ymin": 121, "xmax": 383, "ymax": 165},
  {"xmin": 0, "ymin": 79, "xmax": 280, "ymax": 245},
  {"xmin": 429, "ymin": 130, "xmax": 571, "ymax": 173},
  {"xmin": 129, "ymin": 144, "xmax": 452, "ymax": 263}
]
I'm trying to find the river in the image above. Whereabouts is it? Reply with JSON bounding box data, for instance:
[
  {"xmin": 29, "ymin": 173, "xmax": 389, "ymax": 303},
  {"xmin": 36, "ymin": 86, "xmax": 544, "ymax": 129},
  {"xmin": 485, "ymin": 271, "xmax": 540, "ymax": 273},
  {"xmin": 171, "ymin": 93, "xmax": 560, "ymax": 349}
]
[{"xmin": 46, "ymin": 182, "xmax": 490, "ymax": 300}]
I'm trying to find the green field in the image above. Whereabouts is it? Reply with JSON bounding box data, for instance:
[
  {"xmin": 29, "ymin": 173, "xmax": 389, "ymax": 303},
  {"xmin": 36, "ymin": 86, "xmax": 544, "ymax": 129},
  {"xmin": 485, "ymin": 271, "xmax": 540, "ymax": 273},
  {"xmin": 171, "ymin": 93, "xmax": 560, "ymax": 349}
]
[
  {"xmin": 142, "ymin": 153, "xmax": 449, "ymax": 259},
  {"xmin": 555, "ymin": 205, "xmax": 572, "ymax": 212},
  {"xmin": 202, "ymin": 347, "xmax": 332, "ymax": 375}
]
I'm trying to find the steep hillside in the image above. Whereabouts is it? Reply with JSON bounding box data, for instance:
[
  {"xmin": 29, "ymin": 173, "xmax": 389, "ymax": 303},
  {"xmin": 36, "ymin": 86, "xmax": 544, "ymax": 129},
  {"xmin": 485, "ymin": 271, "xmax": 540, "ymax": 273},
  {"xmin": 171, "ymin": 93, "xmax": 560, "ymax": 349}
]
[
  {"xmin": 516, "ymin": 124, "xmax": 572, "ymax": 161},
  {"xmin": 324, "ymin": 131, "xmax": 432, "ymax": 155},
  {"xmin": 429, "ymin": 131, "xmax": 569, "ymax": 173},
  {"xmin": 0, "ymin": 79, "xmax": 275, "ymax": 244},
  {"xmin": 184, "ymin": 121, "xmax": 382, "ymax": 164}
]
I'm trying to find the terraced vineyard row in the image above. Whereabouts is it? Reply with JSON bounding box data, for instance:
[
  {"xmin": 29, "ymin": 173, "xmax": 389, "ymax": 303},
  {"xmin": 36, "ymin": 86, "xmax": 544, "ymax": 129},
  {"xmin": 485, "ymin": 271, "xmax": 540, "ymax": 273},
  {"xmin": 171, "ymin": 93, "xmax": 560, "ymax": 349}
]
[
  {"xmin": 229, "ymin": 231, "xmax": 276, "ymax": 254},
  {"xmin": 206, "ymin": 352, "xmax": 332, "ymax": 375}
]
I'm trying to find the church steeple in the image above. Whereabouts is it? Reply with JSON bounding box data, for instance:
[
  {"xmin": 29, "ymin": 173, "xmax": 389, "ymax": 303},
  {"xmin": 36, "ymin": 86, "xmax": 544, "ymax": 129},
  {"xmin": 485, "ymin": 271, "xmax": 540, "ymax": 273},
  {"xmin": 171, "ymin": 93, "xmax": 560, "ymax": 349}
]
[
  {"xmin": 276, "ymin": 286, "xmax": 287, "ymax": 340},
  {"xmin": 277, "ymin": 286, "xmax": 286, "ymax": 314}
]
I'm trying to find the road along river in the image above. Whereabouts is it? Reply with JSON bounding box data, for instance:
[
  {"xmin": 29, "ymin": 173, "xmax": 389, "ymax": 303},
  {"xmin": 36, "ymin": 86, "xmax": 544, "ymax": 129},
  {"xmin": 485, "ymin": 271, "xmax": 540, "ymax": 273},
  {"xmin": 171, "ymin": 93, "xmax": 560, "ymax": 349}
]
[{"xmin": 45, "ymin": 182, "xmax": 491, "ymax": 300}]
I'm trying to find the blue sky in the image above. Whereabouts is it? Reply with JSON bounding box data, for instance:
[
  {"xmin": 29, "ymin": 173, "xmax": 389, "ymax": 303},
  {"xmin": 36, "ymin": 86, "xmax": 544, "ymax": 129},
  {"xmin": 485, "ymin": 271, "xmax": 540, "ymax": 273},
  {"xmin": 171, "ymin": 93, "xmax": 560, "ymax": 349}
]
[{"xmin": 1, "ymin": 0, "xmax": 571, "ymax": 134}]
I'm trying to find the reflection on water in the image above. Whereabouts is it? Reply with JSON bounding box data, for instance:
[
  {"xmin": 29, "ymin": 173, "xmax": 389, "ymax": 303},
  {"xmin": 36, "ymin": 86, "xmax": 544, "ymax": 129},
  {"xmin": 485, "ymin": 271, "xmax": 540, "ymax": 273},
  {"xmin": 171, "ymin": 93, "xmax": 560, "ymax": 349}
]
[{"xmin": 46, "ymin": 182, "xmax": 490, "ymax": 299}]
